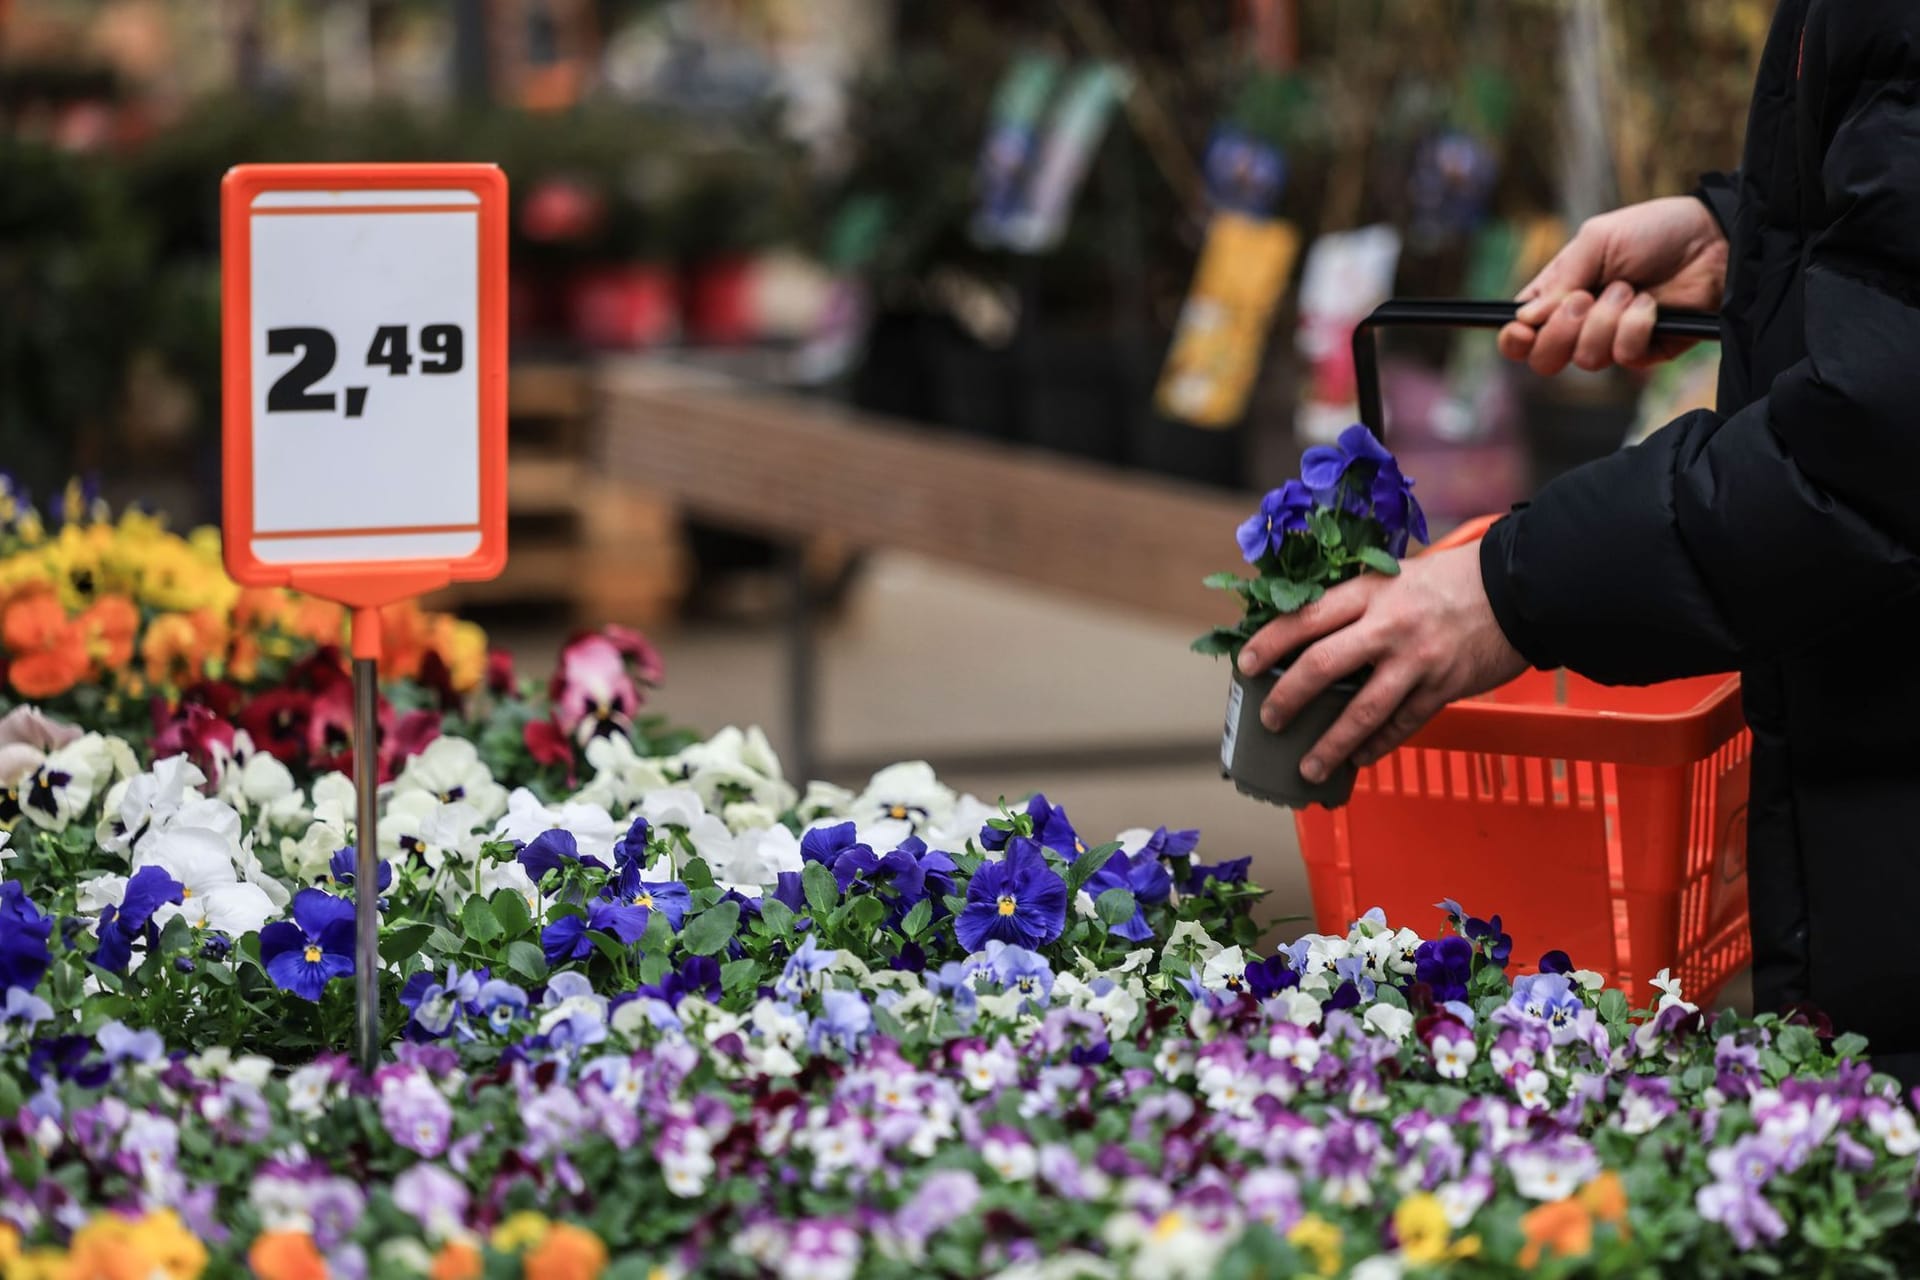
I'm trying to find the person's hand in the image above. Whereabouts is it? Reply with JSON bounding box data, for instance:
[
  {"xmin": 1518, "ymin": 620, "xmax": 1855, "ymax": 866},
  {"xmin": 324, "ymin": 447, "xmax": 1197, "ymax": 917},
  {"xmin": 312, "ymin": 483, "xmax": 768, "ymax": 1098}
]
[
  {"xmin": 1235, "ymin": 543, "xmax": 1528, "ymax": 782},
  {"xmin": 1497, "ymin": 196, "xmax": 1727, "ymax": 375}
]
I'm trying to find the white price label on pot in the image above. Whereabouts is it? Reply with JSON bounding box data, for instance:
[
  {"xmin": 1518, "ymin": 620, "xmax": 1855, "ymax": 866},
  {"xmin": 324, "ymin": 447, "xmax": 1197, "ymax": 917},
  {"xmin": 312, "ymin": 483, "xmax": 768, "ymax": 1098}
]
[
  {"xmin": 221, "ymin": 164, "xmax": 508, "ymax": 593},
  {"xmin": 1221, "ymin": 679, "xmax": 1243, "ymax": 770}
]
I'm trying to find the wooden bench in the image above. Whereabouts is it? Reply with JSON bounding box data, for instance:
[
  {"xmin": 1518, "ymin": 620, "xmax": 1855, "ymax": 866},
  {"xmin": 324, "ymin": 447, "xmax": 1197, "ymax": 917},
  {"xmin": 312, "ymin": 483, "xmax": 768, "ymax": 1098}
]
[{"xmin": 597, "ymin": 359, "xmax": 1255, "ymax": 781}]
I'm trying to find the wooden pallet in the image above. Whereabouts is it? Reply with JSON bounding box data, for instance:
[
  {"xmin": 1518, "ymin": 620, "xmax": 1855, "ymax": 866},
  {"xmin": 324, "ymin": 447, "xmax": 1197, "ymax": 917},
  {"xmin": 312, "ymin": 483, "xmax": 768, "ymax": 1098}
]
[{"xmin": 422, "ymin": 360, "xmax": 690, "ymax": 626}]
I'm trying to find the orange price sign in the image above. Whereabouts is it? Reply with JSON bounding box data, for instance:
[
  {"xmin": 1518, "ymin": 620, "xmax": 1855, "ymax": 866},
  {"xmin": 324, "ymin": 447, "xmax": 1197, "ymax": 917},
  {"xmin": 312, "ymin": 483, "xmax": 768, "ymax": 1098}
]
[
  {"xmin": 221, "ymin": 163, "xmax": 509, "ymax": 614},
  {"xmin": 221, "ymin": 163, "xmax": 509, "ymax": 1068}
]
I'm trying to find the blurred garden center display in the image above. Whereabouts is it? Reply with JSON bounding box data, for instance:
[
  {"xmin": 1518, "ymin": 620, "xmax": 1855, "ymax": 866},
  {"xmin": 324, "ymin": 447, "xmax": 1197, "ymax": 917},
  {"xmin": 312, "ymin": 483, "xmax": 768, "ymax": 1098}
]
[{"xmin": 0, "ymin": 1, "xmax": 1864, "ymax": 1275}]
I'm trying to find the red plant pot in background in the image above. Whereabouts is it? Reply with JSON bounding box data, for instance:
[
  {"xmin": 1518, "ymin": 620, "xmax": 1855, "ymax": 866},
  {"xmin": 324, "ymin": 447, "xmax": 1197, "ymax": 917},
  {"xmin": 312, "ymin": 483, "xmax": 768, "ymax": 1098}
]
[
  {"xmin": 510, "ymin": 270, "xmax": 557, "ymax": 341},
  {"xmin": 568, "ymin": 265, "xmax": 680, "ymax": 350},
  {"xmin": 683, "ymin": 257, "xmax": 755, "ymax": 347}
]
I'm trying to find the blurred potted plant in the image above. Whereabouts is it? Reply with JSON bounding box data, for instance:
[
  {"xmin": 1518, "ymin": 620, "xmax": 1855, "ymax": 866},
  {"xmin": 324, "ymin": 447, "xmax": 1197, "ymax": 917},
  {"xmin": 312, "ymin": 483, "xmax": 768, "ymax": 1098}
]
[{"xmin": 1194, "ymin": 423, "xmax": 1426, "ymax": 808}]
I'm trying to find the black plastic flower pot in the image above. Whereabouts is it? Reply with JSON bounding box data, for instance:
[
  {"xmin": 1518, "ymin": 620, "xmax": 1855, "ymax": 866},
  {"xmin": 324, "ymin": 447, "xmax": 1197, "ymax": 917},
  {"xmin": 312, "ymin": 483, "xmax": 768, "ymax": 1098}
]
[{"xmin": 1220, "ymin": 662, "xmax": 1362, "ymax": 809}]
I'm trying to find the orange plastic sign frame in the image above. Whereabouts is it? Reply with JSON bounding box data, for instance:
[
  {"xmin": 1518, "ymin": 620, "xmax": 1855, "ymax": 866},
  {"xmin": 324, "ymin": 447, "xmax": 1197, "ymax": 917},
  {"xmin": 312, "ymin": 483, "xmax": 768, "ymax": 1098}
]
[{"xmin": 221, "ymin": 163, "xmax": 509, "ymax": 611}]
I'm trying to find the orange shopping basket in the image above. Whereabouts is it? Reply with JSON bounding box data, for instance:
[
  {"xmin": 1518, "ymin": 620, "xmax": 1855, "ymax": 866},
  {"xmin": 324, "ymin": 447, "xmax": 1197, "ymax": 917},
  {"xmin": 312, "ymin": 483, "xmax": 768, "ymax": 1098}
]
[{"xmin": 1294, "ymin": 299, "xmax": 1752, "ymax": 1003}]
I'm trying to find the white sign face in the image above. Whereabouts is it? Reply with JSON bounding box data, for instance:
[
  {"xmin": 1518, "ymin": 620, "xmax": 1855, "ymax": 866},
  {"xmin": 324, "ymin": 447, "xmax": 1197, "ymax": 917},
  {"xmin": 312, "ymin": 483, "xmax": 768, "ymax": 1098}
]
[{"xmin": 223, "ymin": 166, "xmax": 507, "ymax": 590}]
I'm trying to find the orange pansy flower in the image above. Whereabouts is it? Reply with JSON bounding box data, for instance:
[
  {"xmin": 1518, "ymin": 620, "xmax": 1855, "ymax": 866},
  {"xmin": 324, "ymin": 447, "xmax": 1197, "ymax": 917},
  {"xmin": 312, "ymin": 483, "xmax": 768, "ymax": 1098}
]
[
  {"xmin": 428, "ymin": 1240, "xmax": 483, "ymax": 1280},
  {"xmin": 78, "ymin": 595, "xmax": 139, "ymax": 671},
  {"xmin": 1518, "ymin": 1199, "xmax": 1594, "ymax": 1269},
  {"xmin": 247, "ymin": 1230, "xmax": 328, "ymax": 1280},
  {"xmin": 522, "ymin": 1224, "xmax": 607, "ymax": 1280},
  {"xmin": 3, "ymin": 587, "xmax": 87, "ymax": 699}
]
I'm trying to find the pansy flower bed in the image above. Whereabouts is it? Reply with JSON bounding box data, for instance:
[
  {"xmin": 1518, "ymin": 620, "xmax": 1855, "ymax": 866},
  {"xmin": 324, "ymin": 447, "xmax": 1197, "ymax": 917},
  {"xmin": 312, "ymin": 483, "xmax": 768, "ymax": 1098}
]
[{"xmin": 0, "ymin": 507, "xmax": 1917, "ymax": 1278}]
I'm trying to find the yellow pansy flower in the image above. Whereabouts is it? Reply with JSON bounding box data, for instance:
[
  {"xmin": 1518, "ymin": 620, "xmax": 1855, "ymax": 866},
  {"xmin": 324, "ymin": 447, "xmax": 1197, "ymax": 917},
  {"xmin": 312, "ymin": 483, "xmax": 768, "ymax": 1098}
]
[
  {"xmin": 1287, "ymin": 1214, "xmax": 1343, "ymax": 1277},
  {"xmin": 491, "ymin": 1212, "xmax": 552, "ymax": 1252}
]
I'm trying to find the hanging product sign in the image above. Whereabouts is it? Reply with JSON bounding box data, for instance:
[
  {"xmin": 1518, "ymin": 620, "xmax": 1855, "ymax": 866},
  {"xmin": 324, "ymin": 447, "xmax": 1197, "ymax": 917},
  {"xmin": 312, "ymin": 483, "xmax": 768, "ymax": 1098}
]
[
  {"xmin": 1155, "ymin": 127, "xmax": 1298, "ymax": 428},
  {"xmin": 221, "ymin": 161, "xmax": 509, "ymax": 1071},
  {"xmin": 971, "ymin": 52, "xmax": 1063, "ymax": 247},
  {"xmin": 1293, "ymin": 224, "xmax": 1402, "ymax": 445},
  {"xmin": 1000, "ymin": 62, "xmax": 1129, "ymax": 253}
]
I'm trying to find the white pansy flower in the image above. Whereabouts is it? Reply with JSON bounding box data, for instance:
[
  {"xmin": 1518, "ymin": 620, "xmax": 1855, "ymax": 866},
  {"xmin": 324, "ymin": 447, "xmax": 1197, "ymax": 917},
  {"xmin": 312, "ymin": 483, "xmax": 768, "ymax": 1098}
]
[
  {"xmin": 1514, "ymin": 1069, "xmax": 1553, "ymax": 1112},
  {"xmin": 222, "ymin": 748, "xmax": 307, "ymax": 828},
  {"xmin": 384, "ymin": 790, "xmax": 483, "ymax": 871},
  {"xmin": 1161, "ymin": 921, "xmax": 1222, "ymax": 968},
  {"xmin": 640, "ymin": 786, "xmax": 709, "ymax": 831},
  {"xmin": 1870, "ymin": 1104, "xmax": 1920, "ymax": 1156},
  {"xmin": 721, "ymin": 801, "xmax": 780, "ymax": 833},
  {"xmin": 76, "ymin": 872, "xmax": 128, "ymax": 917},
  {"xmin": 492, "ymin": 788, "xmax": 622, "ymax": 864},
  {"xmin": 1107, "ymin": 1209, "xmax": 1229, "ymax": 1280},
  {"xmin": 693, "ymin": 821, "xmax": 801, "ymax": 894},
  {"xmin": 572, "ymin": 733, "xmax": 671, "ymax": 814},
  {"xmin": 1199, "ymin": 946, "xmax": 1248, "ymax": 993},
  {"xmin": 852, "ymin": 760, "xmax": 956, "ymax": 832},
  {"xmin": 1275, "ymin": 989, "xmax": 1323, "ymax": 1029},
  {"xmin": 19, "ymin": 734, "xmax": 104, "ymax": 831},
  {"xmin": 923, "ymin": 793, "xmax": 998, "ymax": 851},
  {"xmin": 1363, "ymin": 1004, "xmax": 1415, "ymax": 1043},
  {"xmin": 234, "ymin": 836, "xmax": 291, "ymax": 912},
  {"xmin": 310, "ymin": 773, "xmax": 355, "ymax": 827},
  {"xmin": 281, "ymin": 818, "xmax": 349, "ymax": 886},
  {"xmin": 1649, "ymin": 968, "xmax": 1696, "ymax": 1013},
  {"xmin": 795, "ymin": 779, "xmax": 855, "ymax": 823},
  {"xmin": 136, "ymin": 827, "xmax": 276, "ymax": 938},
  {"xmin": 98, "ymin": 756, "xmax": 205, "ymax": 856},
  {"xmin": 395, "ymin": 737, "xmax": 506, "ymax": 822}
]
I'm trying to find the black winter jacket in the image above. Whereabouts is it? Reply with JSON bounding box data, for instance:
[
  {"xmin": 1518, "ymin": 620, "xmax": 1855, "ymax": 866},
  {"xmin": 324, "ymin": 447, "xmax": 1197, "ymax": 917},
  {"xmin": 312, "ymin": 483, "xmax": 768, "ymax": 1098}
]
[{"xmin": 1480, "ymin": 0, "xmax": 1920, "ymax": 1053}]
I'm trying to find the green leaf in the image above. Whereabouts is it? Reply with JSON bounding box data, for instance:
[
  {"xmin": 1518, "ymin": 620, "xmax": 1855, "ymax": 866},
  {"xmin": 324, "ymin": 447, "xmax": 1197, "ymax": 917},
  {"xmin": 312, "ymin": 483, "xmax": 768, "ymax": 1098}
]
[
  {"xmin": 899, "ymin": 898, "xmax": 933, "ymax": 940},
  {"xmin": 1267, "ymin": 578, "xmax": 1319, "ymax": 613},
  {"xmin": 803, "ymin": 863, "xmax": 840, "ymax": 918},
  {"xmin": 848, "ymin": 894, "xmax": 888, "ymax": 934},
  {"xmin": 427, "ymin": 926, "xmax": 465, "ymax": 957},
  {"xmin": 942, "ymin": 893, "xmax": 969, "ymax": 919},
  {"xmin": 640, "ymin": 910, "xmax": 674, "ymax": 953},
  {"xmin": 1094, "ymin": 887, "xmax": 1138, "ymax": 928},
  {"xmin": 639, "ymin": 950, "xmax": 671, "ymax": 986},
  {"xmin": 461, "ymin": 895, "xmax": 504, "ymax": 945},
  {"xmin": 504, "ymin": 940, "xmax": 547, "ymax": 982},
  {"xmin": 681, "ymin": 857, "xmax": 716, "ymax": 892},
  {"xmin": 758, "ymin": 897, "xmax": 796, "ymax": 937},
  {"xmin": 1355, "ymin": 545, "xmax": 1402, "ymax": 575},
  {"xmin": 1777, "ymin": 1024, "xmax": 1819, "ymax": 1066},
  {"xmin": 1597, "ymin": 989, "xmax": 1629, "ymax": 1023},
  {"xmin": 1202, "ymin": 571, "xmax": 1251, "ymax": 593},
  {"xmin": 721, "ymin": 958, "xmax": 763, "ymax": 994},
  {"xmin": 682, "ymin": 901, "xmax": 742, "ymax": 957},
  {"xmin": 587, "ymin": 931, "xmax": 630, "ymax": 966},
  {"xmin": 1832, "ymin": 1031, "xmax": 1870, "ymax": 1060},
  {"xmin": 379, "ymin": 923, "xmax": 436, "ymax": 965},
  {"xmin": 1189, "ymin": 629, "xmax": 1240, "ymax": 658},
  {"xmin": 491, "ymin": 889, "xmax": 533, "ymax": 938}
]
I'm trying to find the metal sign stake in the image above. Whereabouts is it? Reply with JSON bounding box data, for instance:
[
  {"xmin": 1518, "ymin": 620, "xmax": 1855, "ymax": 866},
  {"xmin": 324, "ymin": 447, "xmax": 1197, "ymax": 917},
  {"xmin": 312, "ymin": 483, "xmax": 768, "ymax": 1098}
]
[{"xmin": 351, "ymin": 613, "xmax": 383, "ymax": 1073}]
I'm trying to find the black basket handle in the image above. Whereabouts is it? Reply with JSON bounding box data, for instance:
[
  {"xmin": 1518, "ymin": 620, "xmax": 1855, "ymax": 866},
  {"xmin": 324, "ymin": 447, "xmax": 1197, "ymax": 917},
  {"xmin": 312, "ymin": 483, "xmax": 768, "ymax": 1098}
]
[{"xmin": 1350, "ymin": 298, "xmax": 1722, "ymax": 436}]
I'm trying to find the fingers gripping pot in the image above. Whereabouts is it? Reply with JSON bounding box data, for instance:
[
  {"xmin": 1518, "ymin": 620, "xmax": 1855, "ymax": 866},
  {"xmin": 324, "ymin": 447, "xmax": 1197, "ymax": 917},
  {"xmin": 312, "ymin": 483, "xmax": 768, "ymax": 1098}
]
[{"xmin": 1218, "ymin": 298, "xmax": 1720, "ymax": 809}]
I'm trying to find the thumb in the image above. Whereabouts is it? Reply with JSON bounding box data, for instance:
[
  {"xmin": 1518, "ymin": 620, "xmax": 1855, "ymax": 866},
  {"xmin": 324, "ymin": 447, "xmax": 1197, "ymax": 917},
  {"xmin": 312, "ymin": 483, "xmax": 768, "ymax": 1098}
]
[{"xmin": 1514, "ymin": 231, "xmax": 1606, "ymax": 326}]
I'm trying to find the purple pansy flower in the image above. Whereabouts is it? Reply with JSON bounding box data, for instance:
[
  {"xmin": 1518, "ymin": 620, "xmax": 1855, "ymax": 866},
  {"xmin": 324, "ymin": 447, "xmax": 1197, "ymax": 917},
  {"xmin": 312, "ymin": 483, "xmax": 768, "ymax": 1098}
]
[
  {"xmin": 540, "ymin": 897, "xmax": 653, "ymax": 966},
  {"xmin": 1236, "ymin": 480, "xmax": 1316, "ymax": 564},
  {"xmin": 518, "ymin": 828, "xmax": 607, "ymax": 882},
  {"xmin": 91, "ymin": 865, "xmax": 184, "ymax": 974},
  {"xmin": 0, "ymin": 881, "xmax": 54, "ymax": 993},
  {"xmin": 326, "ymin": 845, "xmax": 392, "ymax": 893},
  {"xmin": 258, "ymin": 889, "xmax": 357, "ymax": 1002},
  {"xmin": 1414, "ymin": 935, "xmax": 1475, "ymax": 1004},
  {"xmin": 955, "ymin": 845, "xmax": 1068, "ymax": 952}
]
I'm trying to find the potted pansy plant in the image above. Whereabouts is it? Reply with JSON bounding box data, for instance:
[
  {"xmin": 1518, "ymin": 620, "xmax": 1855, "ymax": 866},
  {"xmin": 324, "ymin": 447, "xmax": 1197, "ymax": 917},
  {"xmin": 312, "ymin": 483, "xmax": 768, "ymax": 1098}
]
[{"xmin": 1195, "ymin": 423, "xmax": 1427, "ymax": 808}]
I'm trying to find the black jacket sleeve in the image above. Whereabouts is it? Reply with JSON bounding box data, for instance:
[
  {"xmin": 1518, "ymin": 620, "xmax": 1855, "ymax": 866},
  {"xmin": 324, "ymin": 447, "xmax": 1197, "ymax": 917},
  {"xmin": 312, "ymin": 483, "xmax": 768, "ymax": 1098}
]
[
  {"xmin": 1694, "ymin": 170, "xmax": 1741, "ymax": 242},
  {"xmin": 1481, "ymin": 12, "xmax": 1920, "ymax": 684}
]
